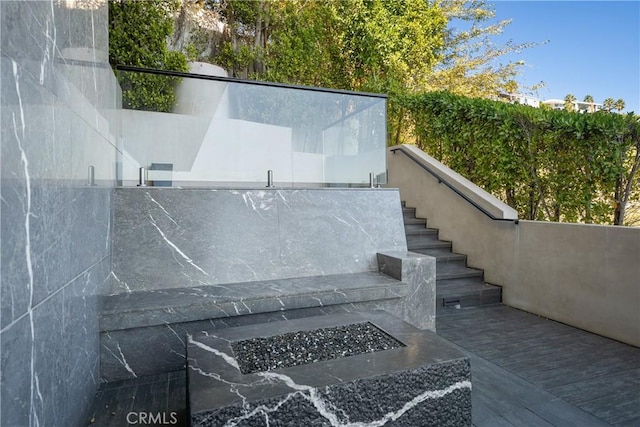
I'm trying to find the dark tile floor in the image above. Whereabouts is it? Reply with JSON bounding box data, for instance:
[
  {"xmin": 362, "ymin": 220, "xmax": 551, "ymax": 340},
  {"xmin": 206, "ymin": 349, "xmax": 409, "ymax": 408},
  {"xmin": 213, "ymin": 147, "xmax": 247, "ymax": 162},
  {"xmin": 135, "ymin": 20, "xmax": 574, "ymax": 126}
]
[
  {"xmin": 437, "ymin": 305, "xmax": 640, "ymax": 427},
  {"xmin": 86, "ymin": 304, "xmax": 640, "ymax": 426}
]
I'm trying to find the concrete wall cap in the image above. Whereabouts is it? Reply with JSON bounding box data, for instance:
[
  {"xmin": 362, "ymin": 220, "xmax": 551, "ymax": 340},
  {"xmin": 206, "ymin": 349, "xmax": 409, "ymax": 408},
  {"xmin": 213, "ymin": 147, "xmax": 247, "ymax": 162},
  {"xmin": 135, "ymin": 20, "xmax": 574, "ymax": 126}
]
[{"xmin": 389, "ymin": 145, "xmax": 518, "ymax": 221}]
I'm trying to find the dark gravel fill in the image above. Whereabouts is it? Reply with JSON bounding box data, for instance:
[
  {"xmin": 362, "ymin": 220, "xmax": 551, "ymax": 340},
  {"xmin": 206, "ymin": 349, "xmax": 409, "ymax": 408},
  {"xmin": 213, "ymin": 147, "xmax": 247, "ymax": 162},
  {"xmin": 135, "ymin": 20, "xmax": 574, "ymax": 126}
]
[{"xmin": 231, "ymin": 322, "xmax": 405, "ymax": 374}]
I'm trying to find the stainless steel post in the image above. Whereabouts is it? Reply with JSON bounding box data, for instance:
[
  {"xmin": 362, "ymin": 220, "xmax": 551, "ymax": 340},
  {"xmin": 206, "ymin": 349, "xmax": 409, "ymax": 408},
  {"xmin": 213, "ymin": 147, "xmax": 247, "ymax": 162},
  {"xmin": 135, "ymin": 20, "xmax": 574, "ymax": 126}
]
[
  {"xmin": 87, "ymin": 165, "xmax": 95, "ymax": 186},
  {"xmin": 138, "ymin": 167, "xmax": 147, "ymax": 187},
  {"xmin": 266, "ymin": 170, "xmax": 275, "ymax": 188},
  {"xmin": 369, "ymin": 172, "xmax": 375, "ymax": 188}
]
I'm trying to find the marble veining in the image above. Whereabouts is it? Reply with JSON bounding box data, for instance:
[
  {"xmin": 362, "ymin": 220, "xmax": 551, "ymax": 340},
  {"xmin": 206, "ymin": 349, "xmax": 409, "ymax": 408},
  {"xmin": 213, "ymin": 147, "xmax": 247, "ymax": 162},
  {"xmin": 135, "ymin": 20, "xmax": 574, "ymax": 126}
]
[
  {"xmin": 111, "ymin": 188, "xmax": 408, "ymax": 293},
  {"xmin": 1, "ymin": 1, "xmax": 118, "ymax": 425},
  {"xmin": 148, "ymin": 212, "xmax": 210, "ymax": 277},
  {"xmin": 100, "ymin": 271, "xmax": 408, "ymax": 332},
  {"xmin": 187, "ymin": 312, "xmax": 472, "ymax": 426},
  {"xmin": 100, "ymin": 303, "xmax": 401, "ymax": 382},
  {"xmin": 8, "ymin": 57, "xmax": 39, "ymax": 427}
]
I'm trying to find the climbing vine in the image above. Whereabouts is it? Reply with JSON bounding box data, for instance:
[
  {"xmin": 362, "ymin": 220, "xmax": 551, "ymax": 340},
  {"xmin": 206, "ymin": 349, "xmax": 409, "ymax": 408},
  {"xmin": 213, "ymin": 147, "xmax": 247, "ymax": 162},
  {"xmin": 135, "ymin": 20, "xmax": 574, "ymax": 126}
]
[{"xmin": 109, "ymin": 0, "xmax": 188, "ymax": 112}]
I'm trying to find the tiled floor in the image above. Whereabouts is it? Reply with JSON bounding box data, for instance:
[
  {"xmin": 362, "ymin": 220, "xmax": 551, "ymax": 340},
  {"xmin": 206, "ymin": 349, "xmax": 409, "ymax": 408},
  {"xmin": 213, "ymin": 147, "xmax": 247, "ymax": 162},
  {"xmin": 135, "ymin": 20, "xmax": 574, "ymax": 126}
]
[
  {"xmin": 86, "ymin": 304, "xmax": 640, "ymax": 426},
  {"xmin": 437, "ymin": 305, "xmax": 640, "ymax": 426}
]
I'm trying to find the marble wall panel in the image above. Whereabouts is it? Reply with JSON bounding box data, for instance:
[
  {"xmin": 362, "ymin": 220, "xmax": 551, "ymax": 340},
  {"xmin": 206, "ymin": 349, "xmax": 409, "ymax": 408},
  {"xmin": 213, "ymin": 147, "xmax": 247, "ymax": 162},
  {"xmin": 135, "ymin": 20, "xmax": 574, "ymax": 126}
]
[
  {"xmin": 0, "ymin": 1, "xmax": 118, "ymax": 425},
  {"xmin": 1, "ymin": 57, "xmax": 113, "ymax": 320},
  {"xmin": 1, "ymin": 257, "xmax": 110, "ymax": 426},
  {"xmin": 0, "ymin": 314, "xmax": 31, "ymax": 427},
  {"xmin": 111, "ymin": 188, "xmax": 408, "ymax": 293}
]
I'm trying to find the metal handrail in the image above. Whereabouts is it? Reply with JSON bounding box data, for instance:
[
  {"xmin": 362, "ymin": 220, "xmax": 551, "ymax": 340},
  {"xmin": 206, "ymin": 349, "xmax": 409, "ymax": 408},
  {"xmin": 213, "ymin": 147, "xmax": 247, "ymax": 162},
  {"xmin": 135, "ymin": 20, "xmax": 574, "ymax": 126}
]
[
  {"xmin": 390, "ymin": 146, "xmax": 518, "ymax": 223},
  {"xmin": 114, "ymin": 65, "xmax": 388, "ymax": 99}
]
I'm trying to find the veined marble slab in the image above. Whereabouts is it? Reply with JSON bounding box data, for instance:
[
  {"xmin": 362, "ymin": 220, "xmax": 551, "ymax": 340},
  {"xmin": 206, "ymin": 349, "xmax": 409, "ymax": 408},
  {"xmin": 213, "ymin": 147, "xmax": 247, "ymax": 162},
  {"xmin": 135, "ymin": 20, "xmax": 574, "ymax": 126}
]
[
  {"xmin": 1, "ymin": 1, "xmax": 118, "ymax": 425},
  {"xmin": 111, "ymin": 188, "xmax": 408, "ymax": 293}
]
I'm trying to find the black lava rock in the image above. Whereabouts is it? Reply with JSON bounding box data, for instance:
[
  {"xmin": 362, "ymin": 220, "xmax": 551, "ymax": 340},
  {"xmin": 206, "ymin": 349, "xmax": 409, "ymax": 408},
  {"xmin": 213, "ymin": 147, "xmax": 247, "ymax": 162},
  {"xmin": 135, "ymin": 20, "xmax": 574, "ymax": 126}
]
[{"xmin": 231, "ymin": 322, "xmax": 404, "ymax": 374}]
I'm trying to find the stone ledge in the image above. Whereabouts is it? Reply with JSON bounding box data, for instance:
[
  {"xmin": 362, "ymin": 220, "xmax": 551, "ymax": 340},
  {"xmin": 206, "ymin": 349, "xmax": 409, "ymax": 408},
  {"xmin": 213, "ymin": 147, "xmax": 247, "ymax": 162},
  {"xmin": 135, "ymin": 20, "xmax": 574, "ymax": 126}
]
[{"xmin": 100, "ymin": 272, "xmax": 408, "ymax": 332}]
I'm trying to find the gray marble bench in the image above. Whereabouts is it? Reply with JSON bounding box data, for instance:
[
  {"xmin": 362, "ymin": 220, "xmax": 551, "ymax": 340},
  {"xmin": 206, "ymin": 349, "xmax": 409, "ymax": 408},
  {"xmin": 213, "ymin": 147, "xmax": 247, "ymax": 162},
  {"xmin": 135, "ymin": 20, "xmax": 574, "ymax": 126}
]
[
  {"xmin": 99, "ymin": 271, "xmax": 411, "ymax": 381},
  {"xmin": 100, "ymin": 271, "xmax": 409, "ymax": 331},
  {"xmin": 188, "ymin": 311, "xmax": 471, "ymax": 426},
  {"xmin": 100, "ymin": 188, "xmax": 437, "ymax": 382}
]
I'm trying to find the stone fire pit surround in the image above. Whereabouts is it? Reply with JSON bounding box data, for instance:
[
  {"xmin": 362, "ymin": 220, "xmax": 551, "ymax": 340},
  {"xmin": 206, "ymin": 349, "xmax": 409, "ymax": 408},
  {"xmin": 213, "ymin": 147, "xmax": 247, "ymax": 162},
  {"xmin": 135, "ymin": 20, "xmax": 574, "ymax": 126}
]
[{"xmin": 187, "ymin": 311, "xmax": 472, "ymax": 426}]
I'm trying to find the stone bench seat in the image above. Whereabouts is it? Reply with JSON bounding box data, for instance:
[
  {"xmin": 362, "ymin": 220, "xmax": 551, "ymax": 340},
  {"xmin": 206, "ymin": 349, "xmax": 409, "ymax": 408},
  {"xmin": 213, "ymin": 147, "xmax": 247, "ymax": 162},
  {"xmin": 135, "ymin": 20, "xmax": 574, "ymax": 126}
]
[{"xmin": 100, "ymin": 272, "xmax": 409, "ymax": 332}]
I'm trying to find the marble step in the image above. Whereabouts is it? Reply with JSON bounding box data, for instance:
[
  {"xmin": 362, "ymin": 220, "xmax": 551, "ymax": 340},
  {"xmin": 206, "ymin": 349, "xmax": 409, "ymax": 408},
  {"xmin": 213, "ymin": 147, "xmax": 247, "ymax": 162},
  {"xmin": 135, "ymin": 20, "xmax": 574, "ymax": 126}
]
[{"xmin": 100, "ymin": 272, "xmax": 409, "ymax": 332}]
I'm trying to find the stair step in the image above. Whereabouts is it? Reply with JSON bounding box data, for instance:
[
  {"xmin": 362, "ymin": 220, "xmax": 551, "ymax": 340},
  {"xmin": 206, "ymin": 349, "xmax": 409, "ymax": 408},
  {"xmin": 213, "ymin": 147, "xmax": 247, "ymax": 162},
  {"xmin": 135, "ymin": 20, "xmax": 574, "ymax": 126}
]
[
  {"xmin": 436, "ymin": 278, "xmax": 502, "ymax": 311},
  {"xmin": 405, "ymin": 228, "xmax": 439, "ymax": 236},
  {"xmin": 405, "ymin": 229, "xmax": 440, "ymax": 246},
  {"xmin": 408, "ymin": 240, "xmax": 452, "ymax": 250},
  {"xmin": 403, "ymin": 212, "xmax": 417, "ymax": 220},
  {"xmin": 410, "ymin": 248, "xmax": 466, "ymax": 263},
  {"xmin": 400, "ymin": 201, "xmax": 502, "ymax": 311},
  {"xmin": 404, "ymin": 223, "xmax": 430, "ymax": 232},
  {"xmin": 403, "ymin": 217, "xmax": 427, "ymax": 226},
  {"xmin": 437, "ymin": 261, "xmax": 483, "ymax": 280},
  {"xmin": 437, "ymin": 277, "xmax": 494, "ymax": 296}
]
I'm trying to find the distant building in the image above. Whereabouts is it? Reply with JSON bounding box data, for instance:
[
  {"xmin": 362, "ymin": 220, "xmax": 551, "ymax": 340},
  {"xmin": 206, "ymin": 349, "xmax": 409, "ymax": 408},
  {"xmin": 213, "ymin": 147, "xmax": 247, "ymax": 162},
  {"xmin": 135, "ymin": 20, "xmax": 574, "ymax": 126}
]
[
  {"xmin": 498, "ymin": 94, "xmax": 604, "ymax": 113},
  {"xmin": 497, "ymin": 93, "xmax": 540, "ymax": 108},
  {"xmin": 540, "ymin": 99, "xmax": 603, "ymax": 113}
]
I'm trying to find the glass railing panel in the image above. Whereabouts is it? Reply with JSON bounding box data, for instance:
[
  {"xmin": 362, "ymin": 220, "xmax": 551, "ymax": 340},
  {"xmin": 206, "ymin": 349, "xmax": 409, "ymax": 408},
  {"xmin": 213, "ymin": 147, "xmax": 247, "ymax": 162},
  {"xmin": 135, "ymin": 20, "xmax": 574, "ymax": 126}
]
[
  {"xmin": 117, "ymin": 67, "xmax": 387, "ymax": 187},
  {"xmin": 322, "ymin": 98, "xmax": 387, "ymax": 185}
]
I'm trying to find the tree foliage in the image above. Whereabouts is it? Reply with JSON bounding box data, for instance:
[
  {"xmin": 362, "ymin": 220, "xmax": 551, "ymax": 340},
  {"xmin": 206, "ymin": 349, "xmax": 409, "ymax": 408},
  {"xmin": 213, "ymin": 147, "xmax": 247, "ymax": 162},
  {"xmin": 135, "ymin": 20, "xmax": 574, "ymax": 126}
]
[
  {"xmin": 202, "ymin": 0, "xmax": 447, "ymax": 92},
  {"xmin": 194, "ymin": 0, "xmax": 538, "ymax": 96},
  {"xmin": 169, "ymin": 0, "xmax": 539, "ymax": 140},
  {"xmin": 109, "ymin": 0, "xmax": 189, "ymax": 111},
  {"xmin": 423, "ymin": 0, "xmax": 543, "ymax": 98},
  {"xmin": 399, "ymin": 92, "xmax": 640, "ymax": 225},
  {"xmin": 603, "ymin": 97, "xmax": 616, "ymax": 112},
  {"xmin": 564, "ymin": 93, "xmax": 576, "ymax": 112}
]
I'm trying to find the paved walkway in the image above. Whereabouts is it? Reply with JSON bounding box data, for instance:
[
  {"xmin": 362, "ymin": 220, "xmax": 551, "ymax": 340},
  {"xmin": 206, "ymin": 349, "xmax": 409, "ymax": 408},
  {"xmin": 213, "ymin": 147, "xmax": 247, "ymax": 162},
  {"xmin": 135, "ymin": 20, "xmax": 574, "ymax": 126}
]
[{"xmin": 437, "ymin": 304, "xmax": 640, "ymax": 426}]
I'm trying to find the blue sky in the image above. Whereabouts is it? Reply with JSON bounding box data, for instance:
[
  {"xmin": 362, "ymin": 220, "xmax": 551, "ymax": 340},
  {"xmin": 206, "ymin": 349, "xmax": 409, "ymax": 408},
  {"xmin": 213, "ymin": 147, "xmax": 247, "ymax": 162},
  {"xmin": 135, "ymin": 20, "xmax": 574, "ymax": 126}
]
[{"xmin": 485, "ymin": 1, "xmax": 640, "ymax": 112}]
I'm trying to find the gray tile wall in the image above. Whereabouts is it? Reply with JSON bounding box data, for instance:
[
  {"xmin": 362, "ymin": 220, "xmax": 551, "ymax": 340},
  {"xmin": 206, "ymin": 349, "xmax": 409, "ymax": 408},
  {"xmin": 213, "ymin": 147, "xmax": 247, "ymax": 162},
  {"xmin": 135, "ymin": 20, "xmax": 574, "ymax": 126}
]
[{"xmin": 1, "ymin": 1, "xmax": 119, "ymax": 425}]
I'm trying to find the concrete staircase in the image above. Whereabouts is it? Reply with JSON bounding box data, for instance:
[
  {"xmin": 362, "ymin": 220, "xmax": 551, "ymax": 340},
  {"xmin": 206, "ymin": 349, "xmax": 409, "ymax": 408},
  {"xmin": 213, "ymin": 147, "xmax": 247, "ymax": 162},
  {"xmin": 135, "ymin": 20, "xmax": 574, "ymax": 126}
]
[{"xmin": 402, "ymin": 203, "xmax": 502, "ymax": 312}]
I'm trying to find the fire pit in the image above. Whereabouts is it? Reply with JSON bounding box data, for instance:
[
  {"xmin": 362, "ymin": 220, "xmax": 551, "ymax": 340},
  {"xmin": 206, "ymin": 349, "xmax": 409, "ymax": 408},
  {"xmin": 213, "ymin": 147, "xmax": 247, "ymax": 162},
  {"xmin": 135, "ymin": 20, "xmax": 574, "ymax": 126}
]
[{"xmin": 188, "ymin": 311, "xmax": 471, "ymax": 426}]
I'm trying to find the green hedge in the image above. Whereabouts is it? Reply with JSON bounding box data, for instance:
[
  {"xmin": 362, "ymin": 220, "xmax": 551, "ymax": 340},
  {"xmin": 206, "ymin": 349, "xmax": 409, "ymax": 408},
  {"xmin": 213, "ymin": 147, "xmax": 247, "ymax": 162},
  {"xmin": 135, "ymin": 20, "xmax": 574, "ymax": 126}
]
[{"xmin": 398, "ymin": 92, "xmax": 639, "ymax": 225}]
